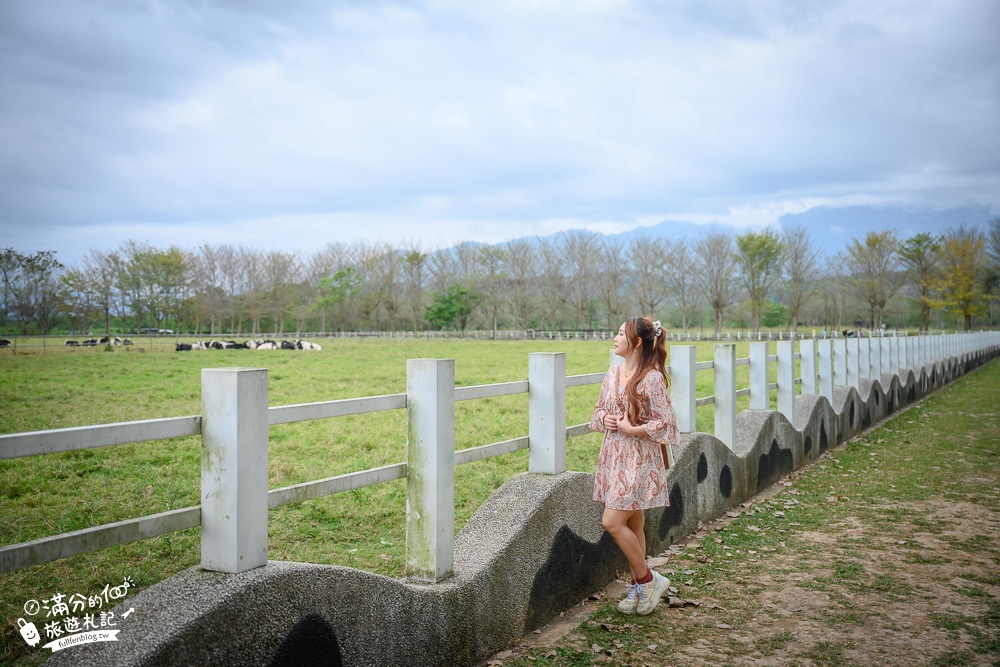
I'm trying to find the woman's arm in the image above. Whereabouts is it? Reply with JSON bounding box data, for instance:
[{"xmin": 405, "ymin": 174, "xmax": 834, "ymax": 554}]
[{"xmin": 639, "ymin": 371, "xmax": 680, "ymax": 446}]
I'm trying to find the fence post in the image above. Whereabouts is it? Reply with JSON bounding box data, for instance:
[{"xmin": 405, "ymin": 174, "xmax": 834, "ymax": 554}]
[
  {"xmin": 528, "ymin": 352, "xmax": 566, "ymax": 475},
  {"xmin": 670, "ymin": 345, "xmax": 697, "ymax": 433},
  {"xmin": 200, "ymin": 368, "xmax": 269, "ymax": 573},
  {"xmin": 846, "ymin": 338, "xmax": 860, "ymax": 388},
  {"xmin": 714, "ymin": 344, "xmax": 736, "ymax": 449},
  {"xmin": 818, "ymin": 338, "xmax": 833, "ymax": 402},
  {"xmin": 749, "ymin": 342, "xmax": 769, "ymax": 410},
  {"xmin": 871, "ymin": 336, "xmax": 882, "ymax": 378},
  {"xmin": 777, "ymin": 340, "xmax": 795, "ymax": 423},
  {"xmin": 890, "ymin": 337, "xmax": 899, "ymax": 375},
  {"xmin": 833, "ymin": 338, "xmax": 847, "ymax": 388},
  {"xmin": 406, "ymin": 358, "xmax": 455, "ymax": 583},
  {"xmin": 900, "ymin": 336, "xmax": 908, "ymax": 370},
  {"xmin": 880, "ymin": 338, "xmax": 891, "ymax": 377},
  {"xmin": 859, "ymin": 338, "xmax": 870, "ymax": 380},
  {"xmin": 800, "ymin": 339, "xmax": 817, "ymax": 395}
]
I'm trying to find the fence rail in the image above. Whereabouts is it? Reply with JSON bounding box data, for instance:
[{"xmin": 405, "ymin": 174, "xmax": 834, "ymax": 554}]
[{"xmin": 2, "ymin": 333, "xmax": 998, "ymax": 579}]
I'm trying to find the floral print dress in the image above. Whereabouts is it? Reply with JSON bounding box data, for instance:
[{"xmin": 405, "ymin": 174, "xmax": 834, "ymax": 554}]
[{"xmin": 590, "ymin": 365, "xmax": 680, "ymax": 510}]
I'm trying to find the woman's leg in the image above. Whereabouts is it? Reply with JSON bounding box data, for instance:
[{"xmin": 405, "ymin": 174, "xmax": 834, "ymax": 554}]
[
  {"xmin": 602, "ymin": 508, "xmax": 649, "ymax": 580},
  {"xmin": 626, "ymin": 510, "xmax": 646, "ymax": 576}
]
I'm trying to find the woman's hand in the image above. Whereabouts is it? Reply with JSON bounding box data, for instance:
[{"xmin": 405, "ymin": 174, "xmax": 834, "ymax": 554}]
[
  {"xmin": 603, "ymin": 414, "xmax": 619, "ymax": 431},
  {"xmin": 617, "ymin": 413, "xmax": 634, "ymax": 436}
]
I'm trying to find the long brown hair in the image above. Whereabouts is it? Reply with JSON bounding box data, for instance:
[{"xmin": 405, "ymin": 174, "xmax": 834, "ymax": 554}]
[{"xmin": 618, "ymin": 316, "xmax": 669, "ymax": 424}]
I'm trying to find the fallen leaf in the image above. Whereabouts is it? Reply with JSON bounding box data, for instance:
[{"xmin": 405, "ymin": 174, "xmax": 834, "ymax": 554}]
[{"xmin": 717, "ymin": 623, "xmax": 733, "ymax": 629}]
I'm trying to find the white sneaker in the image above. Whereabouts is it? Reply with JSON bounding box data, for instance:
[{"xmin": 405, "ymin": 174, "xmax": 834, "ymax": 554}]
[
  {"xmin": 636, "ymin": 572, "xmax": 670, "ymax": 615},
  {"xmin": 617, "ymin": 582, "xmax": 641, "ymax": 614}
]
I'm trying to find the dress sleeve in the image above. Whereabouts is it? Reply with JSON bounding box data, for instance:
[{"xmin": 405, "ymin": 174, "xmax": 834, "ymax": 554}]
[
  {"xmin": 640, "ymin": 371, "xmax": 681, "ymax": 447},
  {"xmin": 589, "ymin": 368, "xmax": 616, "ymax": 433}
]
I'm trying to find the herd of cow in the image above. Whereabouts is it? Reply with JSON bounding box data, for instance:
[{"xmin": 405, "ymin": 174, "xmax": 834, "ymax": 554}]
[
  {"xmin": 0, "ymin": 336, "xmax": 322, "ymax": 351},
  {"xmin": 174, "ymin": 339, "xmax": 323, "ymax": 351},
  {"xmin": 64, "ymin": 336, "xmax": 134, "ymax": 347}
]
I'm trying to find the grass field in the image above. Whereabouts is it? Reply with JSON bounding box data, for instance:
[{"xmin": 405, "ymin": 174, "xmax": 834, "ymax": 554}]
[{"xmin": 2, "ymin": 337, "xmax": 778, "ymax": 665}]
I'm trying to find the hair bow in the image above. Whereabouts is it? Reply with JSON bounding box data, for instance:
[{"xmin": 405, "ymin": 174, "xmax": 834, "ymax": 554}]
[{"xmin": 652, "ymin": 320, "xmax": 662, "ymax": 338}]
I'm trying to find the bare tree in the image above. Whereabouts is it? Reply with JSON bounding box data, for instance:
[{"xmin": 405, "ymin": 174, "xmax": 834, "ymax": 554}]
[
  {"xmin": 663, "ymin": 238, "xmax": 695, "ymax": 332},
  {"xmin": 264, "ymin": 249, "xmax": 298, "ymax": 335},
  {"xmin": 694, "ymin": 233, "xmax": 738, "ymax": 337},
  {"xmin": 402, "ymin": 244, "xmax": 428, "ymax": 332},
  {"xmin": 627, "ymin": 235, "xmax": 668, "ymax": 317},
  {"xmin": 562, "ymin": 231, "xmax": 601, "ymax": 328},
  {"xmin": 477, "ymin": 245, "xmax": 508, "ymax": 338},
  {"xmin": 780, "ymin": 225, "xmax": 819, "ymax": 333},
  {"xmin": 503, "ymin": 238, "xmax": 538, "ymax": 331},
  {"xmin": 845, "ymin": 230, "xmax": 904, "ymax": 330},
  {"xmin": 536, "ymin": 237, "xmax": 567, "ymax": 330},
  {"xmin": 597, "ymin": 237, "xmax": 627, "ymax": 329}
]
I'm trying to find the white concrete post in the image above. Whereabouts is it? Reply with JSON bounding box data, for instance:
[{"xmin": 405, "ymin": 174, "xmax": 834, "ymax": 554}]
[
  {"xmin": 859, "ymin": 338, "xmax": 870, "ymax": 380},
  {"xmin": 818, "ymin": 338, "xmax": 834, "ymax": 402},
  {"xmin": 800, "ymin": 339, "xmax": 817, "ymax": 395},
  {"xmin": 833, "ymin": 338, "xmax": 847, "ymax": 388},
  {"xmin": 200, "ymin": 368, "xmax": 269, "ymax": 573},
  {"xmin": 406, "ymin": 359, "xmax": 455, "ymax": 582},
  {"xmin": 528, "ymin": 352, "xmax": 566, "ymax": 474},
  {"xmin": 900, "ymin": 336, "xmax": 909, "ymax": 370},
  {"xmin": 880, "ymin": 338, "xmax": 891, "ymax": 377},
  {"xmin": 749, "ymin": 342, "xmax": 769, "ymax": 410},
  {"xmin": 714, "ymin": 344, "xmax": 737, "ymax": 450},
  {"xmin": 890, "ymin": 337, "xmax": 899, "ymax": 375},
  {"xmin": 871, "ymin": 337, "xmax": 882, "ymax": 378},
  {"xmin": 777, "ymin": 340, "xmax": 795, "ymax": 423},
  {"xmin": 846, "ymin": 338, "xmax": 860, "ymax": 388},
  {"xmin": 670, "ymin": 345, "xmax": 697, "ymax": 433}
]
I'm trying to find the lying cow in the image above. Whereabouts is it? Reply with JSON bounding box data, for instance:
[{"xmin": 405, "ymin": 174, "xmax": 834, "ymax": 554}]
[
  {"xmin": 0, "ymin": 339, "xmax": 12, "ymax": 348},
  {"xmin": 175, "ymin": 343, "xmax": 192, "ymax": 351}
]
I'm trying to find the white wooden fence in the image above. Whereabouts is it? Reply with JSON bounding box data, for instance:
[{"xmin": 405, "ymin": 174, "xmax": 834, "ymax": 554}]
[{"xmin": 2, "ymin": 333, "xmax": 997, "ymax": 582}]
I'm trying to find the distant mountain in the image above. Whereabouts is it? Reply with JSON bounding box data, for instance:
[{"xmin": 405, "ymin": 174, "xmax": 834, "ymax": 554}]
[{"xmin": 495, "ymin": 203, "xmax": 994, "ymax": 257}]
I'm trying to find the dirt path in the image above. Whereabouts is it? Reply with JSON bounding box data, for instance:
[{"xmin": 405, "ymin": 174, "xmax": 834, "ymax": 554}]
[{"xmin": 486, "ymin": 363, "xmax": 1000, "ymax": 667}]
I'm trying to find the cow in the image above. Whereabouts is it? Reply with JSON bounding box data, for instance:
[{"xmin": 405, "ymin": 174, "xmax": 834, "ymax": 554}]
[
  {"xmin": 280, "ymin": 340, "xmax": 298, "ymax": 350},
  {"xmin": 65, "ymin": 340, "xmax": 80, "ymax": 346},
  {"xmin": 255, "ymin": 341, "xmax": 278, "ymax": 350},
  {"xmin": 122, "ymin": 338, "xmax": 134, "ymax": 346},
  {"xmin": 82, "ymin": 339, "xmax": 98, "ymax": 347},
  {"xmin": 298, "ymin": 340, "xmax": 323, "ymax": 351},
  {"xmin": 175, "ymin": 343, "xmax": 192, "ymax": 351},
  {"xmin": 0, "ymin": 339, "xmax": 12, "ymax": 348}
]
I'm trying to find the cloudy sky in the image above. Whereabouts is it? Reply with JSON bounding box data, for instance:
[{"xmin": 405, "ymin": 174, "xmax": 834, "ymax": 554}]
[{"xmin": 1, "ymin": 0, "xmax": 998, "ymax": 267}]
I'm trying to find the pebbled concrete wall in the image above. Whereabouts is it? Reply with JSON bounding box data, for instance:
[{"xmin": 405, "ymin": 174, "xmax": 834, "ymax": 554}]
[{"xmin": 47, "ymin": 351, "xmax": 999, "ymax": 667}]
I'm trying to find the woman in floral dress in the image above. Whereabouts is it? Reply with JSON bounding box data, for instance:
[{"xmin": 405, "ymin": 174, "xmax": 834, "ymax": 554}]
[{"xmin": 590, "ymin": 316, "xmax": 680, "ymax": 615}]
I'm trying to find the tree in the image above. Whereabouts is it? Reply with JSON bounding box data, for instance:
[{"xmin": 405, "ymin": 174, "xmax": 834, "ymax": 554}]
[
  {"xmin": 1, "ymin": 249, "xmax": 65, "ymax": 334},
  {"xmin": 503, "ymin": 238, "xmax": 538, "ymax": 331},
  {"xmin": 597, "ymin": 237, "xmax": 627, "ymax": 329},
  {"xmin": 898, "ymin": 233, "xmax": 942, "ymax": 332},
  {"xmin": 562, "ymin": 231, "xmax": 601, "ymax": 328},
  {"xmin": 402, "ymin": 247, "xmax": 428, "ymax": 333},
  {"xmin": 931, "ymin": 225, "xmax": 988, "ymax": 330},
  {"xmin": 694, "ymin": 233, "xmax": 738, "ymax": 337},
  {"xmin": 627, "ymin": 236, "xmax": 667, "ymax": 317},
  {"xmin": 780, "ymin": 225, "xmax": 819, "ymax": 332},
  {"xmin": 425, "ymin": 284, "xmax": 480, "ymax": 332},
  {"xmin": 845, "ymin": 230, "xmax": 904, "ymax": 330},
  {"xmin": 735, "ymin": 229, "xmax": 785, "ymax": 333},
  {"xmin": 663, "ymin": 238, "xmax": 696, "ymax": 332},
  {"xmin": 313, "ymin": 268, "xmax": 361, "ymax": 331},
  {"xmin": 476, "ymin": 245, "xmax": 508, "ymax": 339}
]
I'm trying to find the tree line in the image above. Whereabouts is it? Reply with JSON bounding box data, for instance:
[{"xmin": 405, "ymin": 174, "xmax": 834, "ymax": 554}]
[{"xmin": 2, "ymin": 218, "xmax": 998, "ymax": 338}]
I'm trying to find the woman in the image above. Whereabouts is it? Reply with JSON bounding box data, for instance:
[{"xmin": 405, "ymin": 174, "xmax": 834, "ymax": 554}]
[{"xmin": 590, "ymin": 316, "xmax": 680, "ymax": 615}]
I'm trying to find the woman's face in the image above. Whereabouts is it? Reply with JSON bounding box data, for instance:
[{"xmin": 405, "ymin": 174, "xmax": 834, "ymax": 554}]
[{"xmin": 613, "ymin": 323, "xmax": 632, "ymax": 358}]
